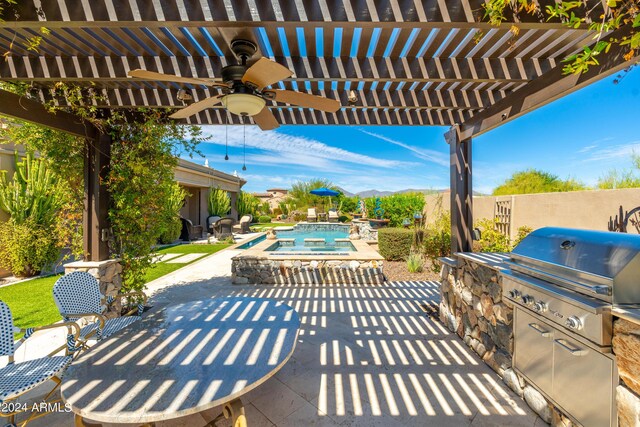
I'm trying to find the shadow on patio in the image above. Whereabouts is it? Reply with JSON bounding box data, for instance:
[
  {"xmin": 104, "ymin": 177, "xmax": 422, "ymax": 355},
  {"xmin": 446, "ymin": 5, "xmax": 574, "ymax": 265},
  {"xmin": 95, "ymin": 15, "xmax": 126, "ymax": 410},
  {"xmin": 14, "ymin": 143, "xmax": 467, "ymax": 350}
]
[{"xmin": 37, "ymin": 279, "xmax": 539, "ymax": 426}]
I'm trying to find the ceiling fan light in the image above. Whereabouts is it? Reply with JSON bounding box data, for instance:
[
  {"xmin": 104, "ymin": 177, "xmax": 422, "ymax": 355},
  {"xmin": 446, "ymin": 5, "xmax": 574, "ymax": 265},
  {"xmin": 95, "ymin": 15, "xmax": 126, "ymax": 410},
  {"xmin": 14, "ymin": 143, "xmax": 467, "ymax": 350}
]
[{"xmin": 222, "ymin": 94, "xmax": 266, "ymax": 116}]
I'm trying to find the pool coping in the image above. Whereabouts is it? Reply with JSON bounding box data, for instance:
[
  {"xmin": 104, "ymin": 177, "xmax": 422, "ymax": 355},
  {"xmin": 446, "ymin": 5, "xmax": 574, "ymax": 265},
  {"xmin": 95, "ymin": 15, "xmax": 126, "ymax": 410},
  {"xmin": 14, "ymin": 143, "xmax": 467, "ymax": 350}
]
[{"xmin": 232, "ymin": 238, "xmax": 383, "ymax": 261}]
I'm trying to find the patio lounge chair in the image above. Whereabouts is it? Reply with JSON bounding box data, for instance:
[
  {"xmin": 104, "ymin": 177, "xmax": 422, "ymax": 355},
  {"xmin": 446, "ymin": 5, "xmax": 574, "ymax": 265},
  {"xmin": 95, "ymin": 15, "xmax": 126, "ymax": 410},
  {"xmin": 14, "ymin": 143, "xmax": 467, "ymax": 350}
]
[
  {"xmin": 180, "ymin": 217, "xmax": 204, "ymax": 241},
  {"xmin": 213, "ymin": 217, "xmax": 234, "ymax": 239},
  {"xmin": 0, "ymin": 301, "xmax": 80, "ymax": 426},
  {"xmin": 233, "ymin": 214, "xmax": 253, "ymax": 234},
  {"xmin": 206, "ymin": 215, "xmax": 222, "ymax": 235},
  {"xmin": 328, "ymin": 210, "xmax": 339, "ymax": 223},
  {"xmin": 307, "ymin": 208, "xmax": 317, "ymax": 222},
  {"xmin": 53, "ymin": 271, "xmax": 146, "ymax": 348}
]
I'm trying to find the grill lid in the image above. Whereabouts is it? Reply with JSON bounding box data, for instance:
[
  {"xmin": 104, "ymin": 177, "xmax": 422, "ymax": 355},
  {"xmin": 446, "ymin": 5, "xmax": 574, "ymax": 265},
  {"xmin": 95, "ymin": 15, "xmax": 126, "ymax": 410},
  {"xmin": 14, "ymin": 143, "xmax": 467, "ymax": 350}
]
[{"xmin": 509, "ymin": 227, "xmax": 640, "ymax": 304}]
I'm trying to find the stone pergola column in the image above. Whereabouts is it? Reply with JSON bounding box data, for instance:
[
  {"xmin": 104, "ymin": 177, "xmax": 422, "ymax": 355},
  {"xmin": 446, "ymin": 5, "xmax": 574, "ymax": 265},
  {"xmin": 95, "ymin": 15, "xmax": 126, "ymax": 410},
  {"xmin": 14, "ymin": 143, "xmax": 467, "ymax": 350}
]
[{"xmin": 446, "ymin": 125, "xmax": 473, "ymax": 253}]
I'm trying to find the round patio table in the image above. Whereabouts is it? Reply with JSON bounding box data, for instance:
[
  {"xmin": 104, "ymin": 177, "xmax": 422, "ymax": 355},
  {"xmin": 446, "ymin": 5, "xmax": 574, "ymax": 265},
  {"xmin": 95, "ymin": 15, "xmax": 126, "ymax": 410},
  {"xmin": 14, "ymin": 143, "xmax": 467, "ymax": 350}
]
[{"xmin": 61, "ymin": 296, "xmax": 300, "ymax": 426}]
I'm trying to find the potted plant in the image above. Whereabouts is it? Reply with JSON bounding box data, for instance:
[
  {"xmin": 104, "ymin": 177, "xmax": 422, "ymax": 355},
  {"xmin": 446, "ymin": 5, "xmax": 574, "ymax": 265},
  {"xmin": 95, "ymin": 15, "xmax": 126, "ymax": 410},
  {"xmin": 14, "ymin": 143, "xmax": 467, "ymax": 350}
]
[{"xmin": 368, "ymin": 197, "xmax": 390, "ymax": 228}]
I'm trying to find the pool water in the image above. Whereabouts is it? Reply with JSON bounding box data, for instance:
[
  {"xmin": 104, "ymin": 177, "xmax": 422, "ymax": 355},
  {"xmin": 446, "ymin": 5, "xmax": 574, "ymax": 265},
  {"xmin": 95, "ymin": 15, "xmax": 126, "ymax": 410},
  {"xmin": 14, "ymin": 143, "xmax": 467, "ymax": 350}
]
[
  {"xmin": 237, "ymin": 224, "xmax": 353, "ymax": 252},
  {"xmin": 276, "ymin": 229, "xmax": 348, "ymax": 242}
]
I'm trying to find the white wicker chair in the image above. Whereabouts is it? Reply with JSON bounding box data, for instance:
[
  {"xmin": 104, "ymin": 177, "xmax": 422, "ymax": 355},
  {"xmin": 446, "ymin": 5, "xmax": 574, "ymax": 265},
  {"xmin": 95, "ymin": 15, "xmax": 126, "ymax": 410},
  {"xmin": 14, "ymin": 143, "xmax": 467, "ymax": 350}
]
[
  {"xmin": 0, "ymin": 301, "xmax": 80, "ymax": 426},
  {"xmin": 53, "ymin": 271, "xmax": 146, "ymax": 347}
]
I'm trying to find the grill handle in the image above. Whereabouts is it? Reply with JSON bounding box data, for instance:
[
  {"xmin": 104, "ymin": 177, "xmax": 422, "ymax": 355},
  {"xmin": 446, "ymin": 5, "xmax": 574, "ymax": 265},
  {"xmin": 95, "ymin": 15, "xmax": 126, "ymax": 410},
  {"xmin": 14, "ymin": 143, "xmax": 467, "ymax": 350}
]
[
  {"xmin": 554, "ymin": 338, "xmax": 588, "ymax": 356},
  {"xmin": 528, "ymin": 323, "xmax": 551, "ymax": 337}
]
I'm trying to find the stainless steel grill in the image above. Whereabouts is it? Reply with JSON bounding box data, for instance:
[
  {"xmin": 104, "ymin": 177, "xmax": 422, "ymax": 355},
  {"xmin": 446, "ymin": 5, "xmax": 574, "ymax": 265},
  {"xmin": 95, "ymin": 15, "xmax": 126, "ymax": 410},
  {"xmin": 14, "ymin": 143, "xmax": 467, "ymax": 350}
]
[{"xmin": 502, "ymin": 227, "xmax": 640, "ymax": 427}]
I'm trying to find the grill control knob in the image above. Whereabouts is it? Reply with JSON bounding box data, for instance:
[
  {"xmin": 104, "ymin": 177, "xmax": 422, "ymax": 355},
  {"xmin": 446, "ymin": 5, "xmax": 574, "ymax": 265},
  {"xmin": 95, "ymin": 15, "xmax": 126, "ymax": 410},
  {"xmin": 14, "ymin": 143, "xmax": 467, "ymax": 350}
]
[
  {"xmin": 508, "ymin": 289, "xmax": 521, "ymax": 300},
  {"xmin": 533, "ymin": 301, "xmax": 548, "ymax": 313},
  {"xmin": 565, "ymin": 316, "xmax": 582, "ymax": 330},
  {"xmin": 521, "ymin": 295, "xmax": 535, "ymax": 306}
]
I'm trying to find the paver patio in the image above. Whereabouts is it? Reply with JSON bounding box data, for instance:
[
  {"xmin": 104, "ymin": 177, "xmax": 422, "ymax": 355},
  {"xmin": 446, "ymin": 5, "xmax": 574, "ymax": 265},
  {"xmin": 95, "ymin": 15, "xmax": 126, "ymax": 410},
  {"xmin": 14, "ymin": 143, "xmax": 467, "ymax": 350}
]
[{"xmin": 27, "ymin": 247, "xmax": 539, "ymax": 426}]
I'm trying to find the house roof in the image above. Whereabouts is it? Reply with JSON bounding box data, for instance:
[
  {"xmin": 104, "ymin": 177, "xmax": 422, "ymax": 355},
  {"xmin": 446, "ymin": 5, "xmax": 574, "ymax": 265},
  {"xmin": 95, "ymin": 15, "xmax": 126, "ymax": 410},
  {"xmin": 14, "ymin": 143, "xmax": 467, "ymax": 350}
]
[
  {"xmin": 177, "ymin": 158, "xmax": 246, "ymax": 186},
  {"xmin": 0, "ymin": 1, "xmax": 635, "ymax": 135}
]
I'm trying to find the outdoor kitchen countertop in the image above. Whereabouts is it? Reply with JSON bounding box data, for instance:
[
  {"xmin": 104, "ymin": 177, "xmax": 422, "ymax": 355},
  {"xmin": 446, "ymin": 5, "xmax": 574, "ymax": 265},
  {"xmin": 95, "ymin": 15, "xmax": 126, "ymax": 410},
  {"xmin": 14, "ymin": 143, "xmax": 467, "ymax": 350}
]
[
  {"xmin": 612, "ymin": 307, "xmax": 640, "ymax": 324},
  {"xmin": 454, "ymin": 252, "xmax": 511, "ymax": 271}
]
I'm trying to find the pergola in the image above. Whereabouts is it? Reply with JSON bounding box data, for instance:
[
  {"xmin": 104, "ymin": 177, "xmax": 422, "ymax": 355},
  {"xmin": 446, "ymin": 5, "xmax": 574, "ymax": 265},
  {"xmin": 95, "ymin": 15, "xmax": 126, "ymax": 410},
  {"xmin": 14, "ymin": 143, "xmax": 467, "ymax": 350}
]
[{"xmin": 0, "ymin": 0, "xmax": 636, "ymax": 261}]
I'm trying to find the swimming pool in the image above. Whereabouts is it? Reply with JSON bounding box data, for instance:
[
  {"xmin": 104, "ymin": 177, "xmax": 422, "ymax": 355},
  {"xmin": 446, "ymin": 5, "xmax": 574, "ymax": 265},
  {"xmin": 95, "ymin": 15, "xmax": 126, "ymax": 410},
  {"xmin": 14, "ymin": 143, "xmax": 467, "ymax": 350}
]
[
  {"xmin": 271, "ymin": 224, "xmax": 351, "ymax": 252},
  {"xmin": 238, "ymin": 224, "xmax": 351, "ymax": 251}
]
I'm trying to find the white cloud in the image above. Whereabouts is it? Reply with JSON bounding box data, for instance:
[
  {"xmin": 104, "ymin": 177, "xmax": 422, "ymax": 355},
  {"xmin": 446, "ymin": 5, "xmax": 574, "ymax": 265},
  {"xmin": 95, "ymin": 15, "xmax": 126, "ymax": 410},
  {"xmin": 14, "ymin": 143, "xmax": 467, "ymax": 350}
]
[
  {"xmin": 357, "ymin": 129, "xmax": 449, "ymax": 167},
  {"xmin": 199, "ymin": 125, "xmax": 411, "ymax": 170},
  {"xmin": 581, "ymin": 141, "xmax": 640, "ymax": 162}
]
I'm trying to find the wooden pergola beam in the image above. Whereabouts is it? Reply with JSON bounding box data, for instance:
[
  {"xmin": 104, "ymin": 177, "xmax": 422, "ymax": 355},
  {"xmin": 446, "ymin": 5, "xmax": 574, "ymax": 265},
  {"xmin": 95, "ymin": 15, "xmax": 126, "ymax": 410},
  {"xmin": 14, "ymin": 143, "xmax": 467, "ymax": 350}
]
[
  {"xmin": 0, "ymin": 89, "xmax": 99, "ymax": 140},
  {"xmin": 459, "ymin": 28, "xmax": 639, "ymax": 140}
]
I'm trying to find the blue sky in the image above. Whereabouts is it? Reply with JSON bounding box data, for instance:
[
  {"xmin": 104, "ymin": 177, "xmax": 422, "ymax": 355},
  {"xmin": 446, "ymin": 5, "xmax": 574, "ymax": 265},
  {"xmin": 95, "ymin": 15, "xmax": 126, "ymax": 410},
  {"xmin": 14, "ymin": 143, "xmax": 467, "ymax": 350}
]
[{"xmin": 190, "ymin": 69, "xmax": 640, "ymax": 194}]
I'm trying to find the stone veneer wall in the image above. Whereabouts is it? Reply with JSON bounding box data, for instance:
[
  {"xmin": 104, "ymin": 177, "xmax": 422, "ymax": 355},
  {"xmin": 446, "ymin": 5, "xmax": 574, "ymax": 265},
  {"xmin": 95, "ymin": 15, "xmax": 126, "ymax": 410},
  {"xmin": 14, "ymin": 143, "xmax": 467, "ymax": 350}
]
[
  {"xmin": 232, "ymin": 258, "xmax": 384, "ymax": 285},
  {"xmin": 64, "ymin": 259, "xmax": 123, "ymax": 318},
  {"xmin": 351, "ymin": 221, "xmax": 378, "ymax": 241},
  {"xmin": 439, "ymin": 259, "xmax": 572, "ymax": 425},
  {"xmin": 612, "ymin": 319, "xmax": 640, "ymax": 426}
]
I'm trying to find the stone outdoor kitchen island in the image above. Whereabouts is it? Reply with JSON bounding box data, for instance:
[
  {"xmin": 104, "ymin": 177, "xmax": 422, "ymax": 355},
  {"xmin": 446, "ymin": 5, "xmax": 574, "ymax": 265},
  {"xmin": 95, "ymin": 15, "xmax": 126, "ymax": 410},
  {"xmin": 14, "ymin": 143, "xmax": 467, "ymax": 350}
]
[{"xmin": 439, "ymin": 252, "xmax": 640, "ymax": 426}]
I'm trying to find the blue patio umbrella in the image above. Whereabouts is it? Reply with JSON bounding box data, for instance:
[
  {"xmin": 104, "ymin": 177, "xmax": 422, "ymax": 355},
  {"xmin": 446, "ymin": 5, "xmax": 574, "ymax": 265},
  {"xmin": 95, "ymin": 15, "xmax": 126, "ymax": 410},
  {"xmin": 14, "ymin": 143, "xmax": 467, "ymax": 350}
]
[{"xmin": 310, "ymin": 187, "xmax": 340, "ymax": 211}]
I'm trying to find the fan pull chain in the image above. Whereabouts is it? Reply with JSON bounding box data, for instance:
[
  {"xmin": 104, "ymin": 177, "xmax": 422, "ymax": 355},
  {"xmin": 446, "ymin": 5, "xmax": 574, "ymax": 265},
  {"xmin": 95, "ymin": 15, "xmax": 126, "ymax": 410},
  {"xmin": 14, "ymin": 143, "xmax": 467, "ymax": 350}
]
[
  {"xmin": 224, "ymin": 113, "xmax": 229, "ymax": 161},
  {"xmin": 242, "ymin": 121, "xmax": 247, "ymax": 171}
]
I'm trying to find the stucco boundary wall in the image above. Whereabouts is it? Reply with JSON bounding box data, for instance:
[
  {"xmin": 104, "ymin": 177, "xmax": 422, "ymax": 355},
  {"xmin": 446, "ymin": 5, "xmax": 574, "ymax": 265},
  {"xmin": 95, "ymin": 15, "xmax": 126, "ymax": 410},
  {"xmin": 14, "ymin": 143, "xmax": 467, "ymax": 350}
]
[{"xmin": 425, "ymin": 188, "xmax": 640, "ymax": 241}]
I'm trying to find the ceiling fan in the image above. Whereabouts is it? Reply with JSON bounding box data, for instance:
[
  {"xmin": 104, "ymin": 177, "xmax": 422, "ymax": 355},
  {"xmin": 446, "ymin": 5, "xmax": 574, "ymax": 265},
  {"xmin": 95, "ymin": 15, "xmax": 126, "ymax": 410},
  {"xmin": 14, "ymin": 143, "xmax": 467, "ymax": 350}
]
[{"xmin": 127, "ymin": 39, "xmax": 341, "ymax": 130}]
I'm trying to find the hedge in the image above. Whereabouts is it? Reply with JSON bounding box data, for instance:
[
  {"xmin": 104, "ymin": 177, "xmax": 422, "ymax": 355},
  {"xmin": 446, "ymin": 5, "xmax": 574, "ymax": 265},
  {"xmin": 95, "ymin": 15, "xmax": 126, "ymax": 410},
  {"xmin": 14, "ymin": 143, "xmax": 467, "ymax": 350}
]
[
  {"xmin": 378, "ymin": 227, "xmax": 414, "ymax": 261},
  {"xmin": 258, "ymin": 215, "xmax": 272, "ymax": 223}
]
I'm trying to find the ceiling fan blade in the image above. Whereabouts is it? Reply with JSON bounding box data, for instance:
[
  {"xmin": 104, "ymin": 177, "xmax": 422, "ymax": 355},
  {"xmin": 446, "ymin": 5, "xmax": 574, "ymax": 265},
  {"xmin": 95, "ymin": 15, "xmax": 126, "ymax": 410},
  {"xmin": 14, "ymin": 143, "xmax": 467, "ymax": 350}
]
[
  {"xmin": 128, "ymin": 69, "xmax": 228, "ymax": 87},
  {"xmin": 241, "ymin": 58, "xmax": 293, "ymax": 90},
  {"xmin": 269, "ymin": 89, "xmax": 340, "ymax": 113},
  {"xmin": 252, "ymin": 107, "xmax": 279, "ymax": 131},
  {"xmin": 169, "ymin": 95, "xmax": 223, "ymax": 119}
]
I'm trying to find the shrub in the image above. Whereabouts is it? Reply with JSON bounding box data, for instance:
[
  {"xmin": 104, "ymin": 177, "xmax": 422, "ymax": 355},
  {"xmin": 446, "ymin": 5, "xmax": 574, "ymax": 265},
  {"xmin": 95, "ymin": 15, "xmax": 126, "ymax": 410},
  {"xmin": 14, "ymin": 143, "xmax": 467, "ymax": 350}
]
[
  {"xmin": 208, "ymin": 187, "xmax": 230, "ymax": 216},
  {"xmin": 0, "ymin": 153, "xmax": 64, "ymax": 226},
  {"xmin": 378, "ymin": 228, "xmax": 414, "ymax": 261},
  {"xmin": 407, "ymin": 253, "xmax": 424, "ymax": 273},
  {"xmin": 291, "ymin": 211, "xmax": 307, "ymax": 222},
  {"xmin": 158, "ymin": 183, "xmax": 186, "ymax": 244},
  {"xmin": 474, "ymin": 218, "xmax": 511, "ymax": 253},
  {"xmin": 0, "ymin": 220, "xmax": 60, "ymax": 277},
  {"xmin": 364, "ymin": 193, "xmax": 425, "ymax": 227},
  {"xmin": 258, "ymin": 215, "xmax": 272, "ymax": 223},
  {"xmin": 236, "ymin": 191, "xmax": 260, "ymax": 218},
  {"xmin": 423, "ymin": 209, "xmax": 451, "ymax": 273},
  {"xmin": 514, "ymin": 225, "xmax": 533, "ymax": 247},
  {"xmin": 158, "ymin": 217, "xmax": 182, "ymax": 244},
  {"xmin": 338, "ymin": 215, "xmax": 350, "ymax": 223},
  {"xmin": 0, "ymin": 154, "xmax": 66, "ymax": 276}
]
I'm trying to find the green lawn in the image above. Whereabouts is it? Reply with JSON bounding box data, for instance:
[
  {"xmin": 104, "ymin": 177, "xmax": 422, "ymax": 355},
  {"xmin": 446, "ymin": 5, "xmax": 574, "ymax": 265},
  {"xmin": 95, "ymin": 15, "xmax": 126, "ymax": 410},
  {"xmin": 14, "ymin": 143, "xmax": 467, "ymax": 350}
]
[
  {"xmin": 144, "ymin": 243, "xmax": 229, "ymax": 283},
  {"xmin": 0, "ymin": 275, "xmax": 61, "ymax": 331},
  {"xmin": 0, "ymin": 243, "xmax": 230, "ymax": 332}
]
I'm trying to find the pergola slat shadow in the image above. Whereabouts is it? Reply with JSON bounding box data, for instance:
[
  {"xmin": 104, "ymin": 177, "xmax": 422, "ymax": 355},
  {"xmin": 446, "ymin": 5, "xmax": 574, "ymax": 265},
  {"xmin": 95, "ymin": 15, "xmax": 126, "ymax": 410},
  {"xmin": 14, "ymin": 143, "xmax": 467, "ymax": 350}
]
[{"xmin": 0, "ymin": 0, "xmax": 637, "ymax": 257}]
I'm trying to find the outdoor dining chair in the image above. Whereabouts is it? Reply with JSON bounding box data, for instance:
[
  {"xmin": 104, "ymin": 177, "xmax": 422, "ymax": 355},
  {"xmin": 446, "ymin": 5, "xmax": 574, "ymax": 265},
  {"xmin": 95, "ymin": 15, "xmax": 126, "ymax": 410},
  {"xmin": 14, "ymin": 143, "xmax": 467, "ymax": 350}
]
[
  {"xmin": 52, "ymin": 271, "xmax": 146, "ymax": 350},
  {"xmin": 0, "ymin": 301, "xmax": 80, "ymax": 427}
]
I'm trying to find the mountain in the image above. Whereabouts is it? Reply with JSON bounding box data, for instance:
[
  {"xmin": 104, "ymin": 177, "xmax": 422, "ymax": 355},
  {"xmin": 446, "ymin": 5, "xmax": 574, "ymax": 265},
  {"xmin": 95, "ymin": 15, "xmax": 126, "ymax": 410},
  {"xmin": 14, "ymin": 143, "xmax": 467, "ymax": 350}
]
[
  {"xmin": 334, "ymin": 186, "xmax": 355, "ymax": 197},
  {"xmin": 355, "ymin": 188, "xmax": 444, "ymax": 198}
]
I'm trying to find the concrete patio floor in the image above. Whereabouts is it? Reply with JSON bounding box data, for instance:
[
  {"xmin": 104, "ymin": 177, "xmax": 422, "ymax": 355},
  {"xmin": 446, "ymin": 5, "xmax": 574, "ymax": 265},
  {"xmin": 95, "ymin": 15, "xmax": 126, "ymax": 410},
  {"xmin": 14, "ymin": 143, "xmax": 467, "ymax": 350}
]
[{"xmin": 26, "ymin": 246, "xmax": 541, "ymax": 426}]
